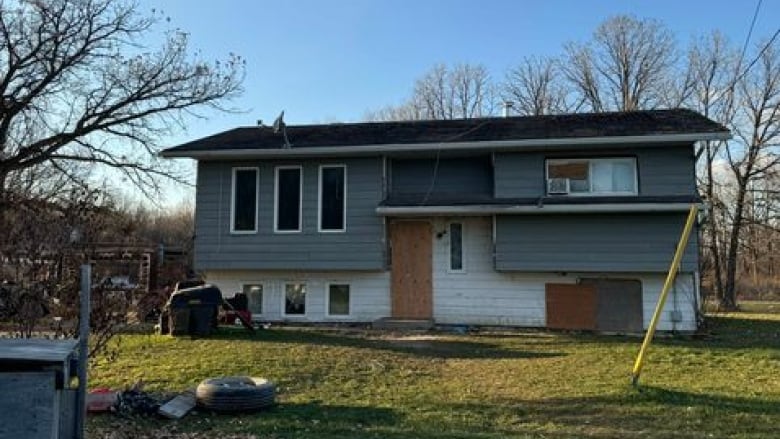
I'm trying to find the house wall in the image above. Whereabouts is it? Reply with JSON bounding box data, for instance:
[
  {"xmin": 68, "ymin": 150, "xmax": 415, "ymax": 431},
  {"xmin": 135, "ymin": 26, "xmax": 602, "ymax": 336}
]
[
  {"xmin": 493, "ymin": 143, "xmax": 696, "ymax": 198},
  {"xmin": 205, "ymin": 218, "xmax": 697, "ymax": 331},
  {"xmin": 431, "ymin": 217, "xmax": 697, "ymax": 331},
  {"xmin": 203, "ymin": 270, "xmax": 391, "ymax": 322},
  {"xmin": 494, "ymin": 213, "xmax": 698, "ymax": 272},
  {"xmin": 389, "ymin": 157, "xmax": 493, "ymax": 199},
  {"xmin": 194, "ymin": 157, "xmax": 386, "ymax": 271}
]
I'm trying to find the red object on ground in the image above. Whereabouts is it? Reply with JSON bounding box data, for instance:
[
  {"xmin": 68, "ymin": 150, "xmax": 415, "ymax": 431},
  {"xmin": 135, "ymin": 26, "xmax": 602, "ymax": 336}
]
[{"xmin": 87, "ymin": 388, "xmax": 117, "ymax": 413}]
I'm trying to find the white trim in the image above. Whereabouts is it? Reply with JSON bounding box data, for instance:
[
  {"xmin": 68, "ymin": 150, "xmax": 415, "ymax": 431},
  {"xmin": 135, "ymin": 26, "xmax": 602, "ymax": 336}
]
[
  {"xmin": 230, "ymin": 167, "xmax": 259, "ymax": 234},
  {"xmin": 447, "ymin": 222, "xmax": 466, "ymax": 274},
  {"xmin": 161, "ymin": 132, "xmax": 731, "ymax": 159},
  {"xmin": 317, "ymin": 164, "xmax": 348, "ymax": 233},
  {"xmin": 545, "ymin": 157, "xmax": 638, "ymax": 196},
  {"xmin": 282, "ymin": 281, "xmax": 307, "ymax": 317},
  {"xmin": 377, "ymin": 202, "xmax": 700, "ymax": 216},
  {"xmin": 239, "ymin": 282, "xmax": 264, "ymax": 316},
  {"xmin": 274, "ymin": 165, "xmax": 303, "ymax": 233},
  {"xmin": 325, "ymin": 283, "xmax": 352, "ymax": 317}
]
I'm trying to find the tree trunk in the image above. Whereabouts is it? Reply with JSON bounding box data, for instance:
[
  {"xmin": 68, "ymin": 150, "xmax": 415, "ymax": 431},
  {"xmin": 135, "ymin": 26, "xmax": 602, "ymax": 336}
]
[
  {"xmin": 705, "ymin": 142, "xmax": 725, "ymax": 302},
  {"xmin": 722, "ymin": 179, "xmax": 747, "ymax": 310}
]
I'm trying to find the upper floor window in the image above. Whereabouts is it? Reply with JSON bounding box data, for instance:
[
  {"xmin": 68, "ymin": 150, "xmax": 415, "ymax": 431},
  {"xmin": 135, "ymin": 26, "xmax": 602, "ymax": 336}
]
[
  {"xmin": 319, "ymin": 165, "xmax": 346, "ymax": 232},
  {"xmin": 231, "ymin": 167, "xmax": 258, "ymax": 233},
  {"xmin": 275, "ymin": 166, "xmax": 302, "ymax": 232},
  {"xmin": 546, "ymin": 158, "xmax": 637, "ymax": 196}
]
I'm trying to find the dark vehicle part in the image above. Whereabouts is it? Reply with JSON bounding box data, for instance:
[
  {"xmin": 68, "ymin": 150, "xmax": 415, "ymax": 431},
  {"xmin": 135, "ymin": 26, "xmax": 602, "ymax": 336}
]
[{"xmin": 196, "ymin": 377, "xmax": 276, "ymax": 412}]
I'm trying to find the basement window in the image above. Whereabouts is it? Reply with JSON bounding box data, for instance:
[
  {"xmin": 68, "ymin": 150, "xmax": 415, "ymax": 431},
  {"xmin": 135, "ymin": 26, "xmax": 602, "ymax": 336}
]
[
  {"xmin": 284, "ymin": 283, "xmax": 306, "ymax": 316},
  {"xmin": 242, "ymin": 284, "xmax": 263, "ymax": 314},
  {"xmin": 319, "ymin": 165, "xmax": 347, "ymax": 232},
  {"xmin": 231, "ymin": 168, "xmax": 258, "ymax": 233},
  {"xmin": 275, "ymin": 166, "xmax": 302, "ymax": 232},
  {"xmin": 546, "ymin": 158, "xmax": 637, "ymax": 195},
  {"xmin": 328, "ymin": 284, "xmax": 351, "ymax": 316}
]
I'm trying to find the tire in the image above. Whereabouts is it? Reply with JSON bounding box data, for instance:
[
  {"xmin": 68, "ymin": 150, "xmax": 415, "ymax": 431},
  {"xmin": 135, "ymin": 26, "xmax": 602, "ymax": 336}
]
[{"xmin": 196, "ymin": 377, "xmax": 276, "ymax": 412}]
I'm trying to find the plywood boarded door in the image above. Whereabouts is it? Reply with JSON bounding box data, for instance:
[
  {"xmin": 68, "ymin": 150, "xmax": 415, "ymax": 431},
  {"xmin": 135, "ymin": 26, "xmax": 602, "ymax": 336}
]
[
  {"xmin": 390, "ymin": 221, "xmax": 433, "ymax": 319},
  {"xmin": 545, "ymin": 283, "xmax": 597, "ymax": 330}
]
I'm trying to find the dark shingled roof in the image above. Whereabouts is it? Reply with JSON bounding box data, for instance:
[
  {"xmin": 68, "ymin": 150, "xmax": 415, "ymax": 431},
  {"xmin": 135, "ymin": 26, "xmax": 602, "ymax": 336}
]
[{"xmin": 162, "ymin": 108, "xmax": 729, "ymax": 155}]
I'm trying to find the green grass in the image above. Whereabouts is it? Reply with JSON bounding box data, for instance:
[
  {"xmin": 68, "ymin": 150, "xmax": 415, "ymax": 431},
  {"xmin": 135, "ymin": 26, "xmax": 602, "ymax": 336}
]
[{"xmin": 87, "ymin": 307, "xmax": 780, "ymax": 439}]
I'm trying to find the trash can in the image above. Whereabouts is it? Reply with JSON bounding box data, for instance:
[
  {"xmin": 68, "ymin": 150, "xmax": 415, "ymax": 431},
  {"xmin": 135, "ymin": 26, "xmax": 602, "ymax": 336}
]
[{"xmin": 162, "ymin": 285, "xmax": 223, "ymax": 337}]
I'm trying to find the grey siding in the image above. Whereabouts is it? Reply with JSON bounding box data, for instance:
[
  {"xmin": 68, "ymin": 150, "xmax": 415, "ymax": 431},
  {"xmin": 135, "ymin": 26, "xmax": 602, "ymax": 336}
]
[
  {"xmin": 390, "ymin": 157, "xmax": 492, "ymax": 198},
  {"xmin": 194, "ymin": 158, "xmax": 385, "ymax": 271},
  {"xmin": 494, "ymin": 144, "xmax": 696, "ymax": 198},
  {"xmin": 495, "ymin": 212, "xmax": 698, "ymax": 272}
]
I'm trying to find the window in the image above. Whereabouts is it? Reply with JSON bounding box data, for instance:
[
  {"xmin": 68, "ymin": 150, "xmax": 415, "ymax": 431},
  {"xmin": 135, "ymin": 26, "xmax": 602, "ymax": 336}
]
[
  {"xmin": 546, "ymin": 158, "xmax": 637, "ymax": 195},
  {"xmin": 231, "ymin": 168, "xmax": 258, "ymax": 233},
  {"xmin": 284, "ymin": 283, "xmax": 306, "ymax": 315},
  {"xmin": 242, "ymin": 284, "xmax": 263, "ymax": 314},
  {"xmin": 319, "ymin": 165, "xmax": 346, "ymax": 232},
  {"xmin": 328, "ymin": 284, "xmax": 350, "ymax": 316},
  {"xmin": 449, "ymin": 223, "xmax": 464, "ymax": 272},
  {"xmin": 275, "ymin": 166, "xmax": 302, "ymax": 232}
]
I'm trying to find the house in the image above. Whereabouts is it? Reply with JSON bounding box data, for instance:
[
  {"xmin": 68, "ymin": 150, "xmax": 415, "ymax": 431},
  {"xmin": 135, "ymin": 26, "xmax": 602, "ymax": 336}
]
[{"xmin": 161, "ymin": 109, "xmax": 730, "ymax": 332}]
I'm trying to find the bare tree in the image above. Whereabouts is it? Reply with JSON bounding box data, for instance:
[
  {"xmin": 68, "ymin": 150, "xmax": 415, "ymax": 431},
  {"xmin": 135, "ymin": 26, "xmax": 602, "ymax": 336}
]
[
  {"xmin": 720, "ymin": 38, "xmax": 780, "ymax": 309},
  {"xmin": 502, "ymin": 56, "xmax": 570, "ymax": 115},
  {"xmin": 365, "ymin": 63, "xmax": 496, "ymax": 121},
  {"xmin": 0, "ymin": 0, "xmax": 244, "ymax": 197},
  {"xmin": 562, "ymin": 15, "xmax": 677, "ymax": 112},
  {"xmin": 684, "ymin": 32, "xmax": 740, "ymax": 304}
]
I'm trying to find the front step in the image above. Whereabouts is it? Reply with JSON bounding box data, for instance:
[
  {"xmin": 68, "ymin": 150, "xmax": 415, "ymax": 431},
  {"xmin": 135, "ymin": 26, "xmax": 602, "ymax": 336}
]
[{"xmin": 372, "ymin": 317, "xmax": 434, "ymax": 330}]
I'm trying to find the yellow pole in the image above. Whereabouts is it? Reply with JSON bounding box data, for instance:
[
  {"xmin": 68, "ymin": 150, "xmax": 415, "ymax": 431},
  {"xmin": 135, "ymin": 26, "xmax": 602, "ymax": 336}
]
[{"xmin": 631, "ymin": 204, "xmax": 698, "ymax": 387}]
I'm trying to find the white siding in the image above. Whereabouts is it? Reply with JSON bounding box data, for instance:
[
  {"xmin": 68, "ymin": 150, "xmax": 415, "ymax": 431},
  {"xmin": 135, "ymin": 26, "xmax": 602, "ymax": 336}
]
[
  {"xmin": 431, "ymin": 217, "xmax": 698, "ymax": 331},
  {"xmin": 203, "ymin": 270, "xmax": 390, "ymax": 322}
]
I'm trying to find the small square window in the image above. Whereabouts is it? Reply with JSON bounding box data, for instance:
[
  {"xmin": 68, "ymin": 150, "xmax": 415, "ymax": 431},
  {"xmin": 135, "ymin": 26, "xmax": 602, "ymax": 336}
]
[
  {"xmin": 328, "ymin": 284, "xmax": 350, "ymax": 316},
  {"xmin": 284, "ymin": 283, "xmax": 306, "ymax": 315},
  {"xmin": 243, "ymin": 284, "xmax": 263, "ymax": 314}
]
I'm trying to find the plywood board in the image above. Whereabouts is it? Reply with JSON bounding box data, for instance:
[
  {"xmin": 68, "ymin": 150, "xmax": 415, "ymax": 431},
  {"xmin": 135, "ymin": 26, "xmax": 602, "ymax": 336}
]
[
  {"xmin": 581, "ymin": 278, "xmax": 644, "ymax": 332},
  {"xmin": 158, "ymin": 390, "xmax": 196, "ymax": 419},
  {"xmin": 545, "ymin": 283, "xmax": 597, "ymax": 330},
  {"xmin": 390, "ymin": 221, "xmax": 433, "ymax": 319}
]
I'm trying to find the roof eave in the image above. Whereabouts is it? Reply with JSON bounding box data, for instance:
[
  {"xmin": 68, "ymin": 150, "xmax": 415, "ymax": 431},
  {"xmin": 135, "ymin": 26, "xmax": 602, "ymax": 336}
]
[
  {"xmin": 376, "ymin": 202, "xmax": 701, "ymax": 216},
  {"xmin": 159, "ymin": 131, "xmax": 732, "ymax": 159}
]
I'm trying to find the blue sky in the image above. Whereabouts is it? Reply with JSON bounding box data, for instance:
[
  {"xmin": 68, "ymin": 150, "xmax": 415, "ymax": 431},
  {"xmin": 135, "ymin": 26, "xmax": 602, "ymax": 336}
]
[{"xmin": 135, "ymin": 0, "xmax": 779, "ymax": 204}]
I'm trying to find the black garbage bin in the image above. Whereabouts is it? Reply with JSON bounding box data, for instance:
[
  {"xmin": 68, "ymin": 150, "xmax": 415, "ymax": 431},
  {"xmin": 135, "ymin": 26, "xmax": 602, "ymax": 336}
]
[{"xmin": 163, "ymin": 285, "xmax": 223, "ymax": 336}]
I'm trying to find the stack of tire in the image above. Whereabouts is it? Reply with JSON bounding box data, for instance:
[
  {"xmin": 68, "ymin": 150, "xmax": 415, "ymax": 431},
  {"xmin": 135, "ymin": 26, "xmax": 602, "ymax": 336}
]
[{"xmin": 196, "ymin": 377, "xmax": 276, "ymax": 412}]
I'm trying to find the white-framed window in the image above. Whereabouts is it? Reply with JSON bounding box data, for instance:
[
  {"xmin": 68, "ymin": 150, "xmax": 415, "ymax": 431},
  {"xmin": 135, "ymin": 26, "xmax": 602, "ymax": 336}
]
[
  {"xmin": 327, "ymin": 283, "xmax": 351, "ymax": 316},
  {"xmin": 448, "ymin": 222, "xmax": 465, "ymax": 273},
  {"xmin": 240, "ymin": 284, "xmax": 264, "ymax": 315},
  {"xmin": 274, "ymin": 166, "xmax": 303, "ymax": 233},
  {"xmin": 283, "ymin": 282, "xmax": 306, "ymax": 316},
  {"xmin": 318, "ymin": 164, "xmax": 347, "ymax": 232},
  {"xmin": 230, "ymin": 167, "xmax": 259, "ymax": 234},
  {"xmin": 546, "ymin": 158, "xmax": 637, "ymax": 196}
]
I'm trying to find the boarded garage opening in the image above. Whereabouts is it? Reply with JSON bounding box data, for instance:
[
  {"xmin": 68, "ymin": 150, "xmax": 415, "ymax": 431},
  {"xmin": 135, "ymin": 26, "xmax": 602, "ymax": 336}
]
[
  {"xmin": 581, "ymin": 278, "xmax": 643, "ymax": 333},
  {"xmin": 545, "ymin": 283, "xmax": 597, "ymax": 330}
]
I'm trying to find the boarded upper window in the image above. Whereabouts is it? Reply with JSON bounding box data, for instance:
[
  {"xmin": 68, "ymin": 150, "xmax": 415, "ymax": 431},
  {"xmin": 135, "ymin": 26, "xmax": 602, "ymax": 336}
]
[
  {"xmin": 547, "ymin": 158, "xmax": 637, "ymax": 195},
  {"xmin": 275, "ymin": 167, "xmax": 302, "ymax": 232},
  {"xmin": 319, "ymin": 165, "xmax": 346, "ymax": 231},
  {"xmin": 232, "ymin": 168, "xmax": 258, "ymax": 232}
]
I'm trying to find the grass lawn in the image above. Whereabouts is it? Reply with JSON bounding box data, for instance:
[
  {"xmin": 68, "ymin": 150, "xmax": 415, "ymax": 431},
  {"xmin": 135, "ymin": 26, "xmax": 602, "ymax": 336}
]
[{"xmin": 87, "ymin": 305, "xmax": 780, "ymax": 439}]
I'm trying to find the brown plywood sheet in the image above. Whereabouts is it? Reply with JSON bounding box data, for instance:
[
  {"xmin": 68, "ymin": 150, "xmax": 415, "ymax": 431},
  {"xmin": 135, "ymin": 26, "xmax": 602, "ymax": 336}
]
[
  {"xmin": 545, "ymin": 283, "xmax": 597, "ymax": 330},
  {"xmin": 390, "ymin": 221, "xmax": 433, "ymax": 319}
]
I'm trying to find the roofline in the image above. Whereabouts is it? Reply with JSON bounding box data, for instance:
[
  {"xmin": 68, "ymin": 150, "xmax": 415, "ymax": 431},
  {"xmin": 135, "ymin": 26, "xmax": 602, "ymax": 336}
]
[
  {"xmin": 160, "ymin": 131, "xmax": 731, "ymax": 159},
  {"xmin": 376, "ymin": 202, "xmax": 700, "ymax": 216}
]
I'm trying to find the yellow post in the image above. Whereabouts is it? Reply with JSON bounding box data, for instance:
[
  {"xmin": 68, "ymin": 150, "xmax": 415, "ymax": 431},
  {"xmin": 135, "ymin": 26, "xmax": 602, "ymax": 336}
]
[{"xmin": 631, "ymin": 204, "xmax": 698, "ymax": 387}]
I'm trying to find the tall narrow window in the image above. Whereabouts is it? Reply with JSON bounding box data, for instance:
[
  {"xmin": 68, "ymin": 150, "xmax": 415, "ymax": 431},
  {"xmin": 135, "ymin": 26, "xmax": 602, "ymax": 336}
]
[
  {"xmin": 275, "ymin": 166, "xmax": 302, "ymax": 232},
  {"xmin": 284, "ymin": 283, "xmax": 306, "ymax": 315},
  {"xmin": 328, "ymin": 284, "xmax": 350, "ymax": 316},
  {"xmin": 243, "ymin": 284, "xmax": 263, "ymax": 314},
  {"xmin": 319, "ymin": 165, "xmax": 346, "ymax": 232},
  {"xmin": 231, "ymin": 168, "xmax": 258, "ymax": 233},
  {"xmin": 449, "ymin": 223, "xmax": 464, "ymax": 272}
]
